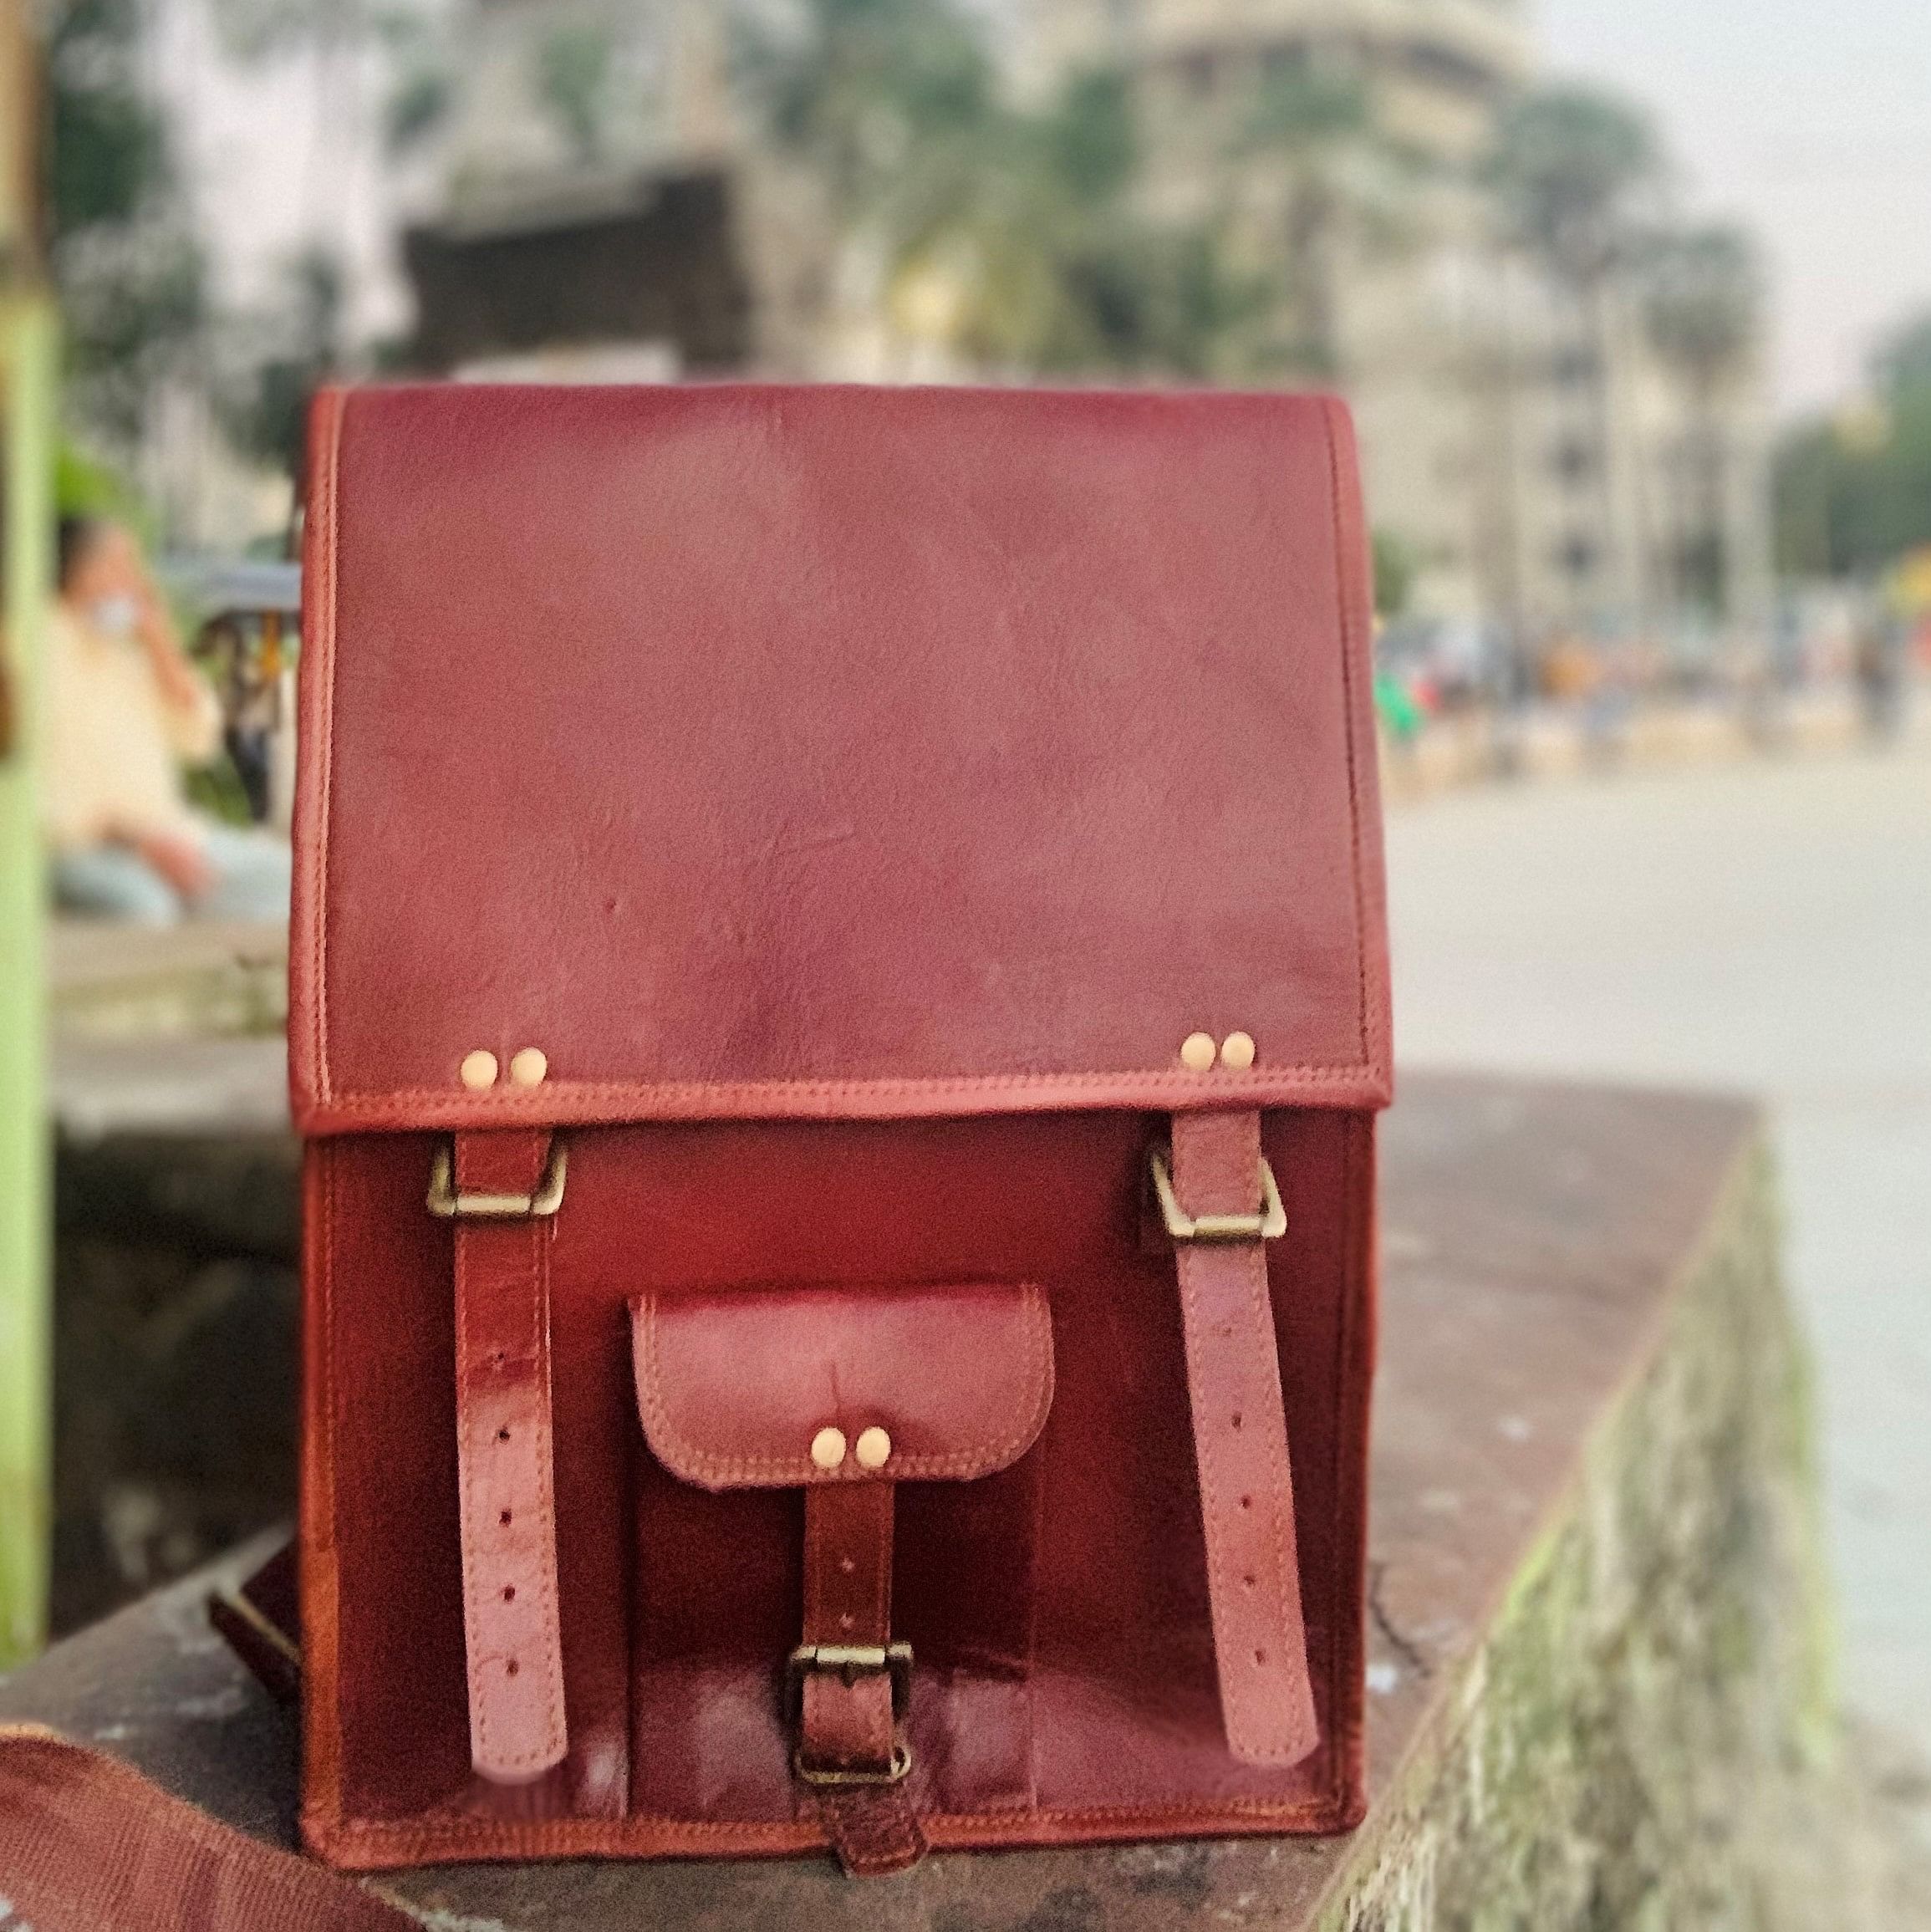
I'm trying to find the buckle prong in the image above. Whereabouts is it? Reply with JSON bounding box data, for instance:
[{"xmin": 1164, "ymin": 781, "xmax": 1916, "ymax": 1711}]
[
  {"xmin": 787, "ymin": 1641, "xmax": 913, "ymax": 1716},
  {"xmin": 792, "ymin": 1743, "xmax": 912, "ymax": 1787}
]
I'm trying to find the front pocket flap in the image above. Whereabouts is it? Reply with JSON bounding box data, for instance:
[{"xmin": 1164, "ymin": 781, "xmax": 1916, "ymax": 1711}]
[{"xmin": 630, "ymin": 1283, "xmax": 1054, "ymax": 1491}]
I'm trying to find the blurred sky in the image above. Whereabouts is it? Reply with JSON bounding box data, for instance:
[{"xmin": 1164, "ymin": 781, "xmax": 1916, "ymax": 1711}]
[
  {"xmin": 157, "ymin": 0, "xmax": 1931, "ymax": 421},
  {"xmin": 1541, "ymin": 0, "xmax": 1931, "ymax": 413}
]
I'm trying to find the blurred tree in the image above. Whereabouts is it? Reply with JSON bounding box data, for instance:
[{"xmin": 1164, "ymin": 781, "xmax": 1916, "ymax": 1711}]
[
  {"xmin": 1487, "ymin": 86, "xmax": 1662, "ymax": 605},
  {"xmin": 888, "ymin": 65, "xmax": 1265, "ymax": 376},
  {"xmin": 538, "ymin": 20, "xmax": 614, "ymax": 163},
  {"xmin": 1872, "ymin": 314, "xmax": 1931, "ymax": 397},
  {"xmin": 740, "ymin": 0, "xmax": 1260, "ymax": 377},
  {"xmin": 209, "ymin": 0, "xmax": 449, "ymax": 159},
  {"xmin": 1236, "ymin": 60, "xmax": 1419, "ymax": 380},
  {"xmin": 1373, "ymin": 528, "xmax": 1419, "ymax": 621},
  {"xmin": 1775, "ymin": 309, "xmax": 1931, "ymax": 579},
  {"xmin": 1485, "ymin": 86, "xmax": 1662, "ymax": 289},
  {"xmin": 736, "ymin": 0, "xmax": 994, "ymax": 226},
  {"xmin": 46, "ymin": 0, "xmax": 206, "ymax": 452},
  {"xmin": 1643, "ymin": 224, "xmax": 1763, "ymax": 612},
  {"xmin": 223, "ymin": 247, "xmax": 349, "ymax": 485}
]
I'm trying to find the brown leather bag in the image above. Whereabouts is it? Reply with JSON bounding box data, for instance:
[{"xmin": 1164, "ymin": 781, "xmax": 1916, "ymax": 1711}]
[{"xmin": 290, "ymin": 382, "xmax": 1391, "ymax": 1875}]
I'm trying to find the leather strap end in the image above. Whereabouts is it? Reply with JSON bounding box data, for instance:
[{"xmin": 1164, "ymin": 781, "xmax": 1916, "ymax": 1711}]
[
  {"xmin": 454, "ymin": 1129, "xmax": 571, "ymax": 1785},
  {"xmin": 1170, "ymin": 1109, "xmax": 1319, "ymax": 1769}
]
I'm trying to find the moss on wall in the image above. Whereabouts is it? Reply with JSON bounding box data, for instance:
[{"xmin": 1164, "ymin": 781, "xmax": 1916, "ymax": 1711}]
[{"xmin": 1323, "ymin": 1143, "xmax": 1858, "ymax": 1932}]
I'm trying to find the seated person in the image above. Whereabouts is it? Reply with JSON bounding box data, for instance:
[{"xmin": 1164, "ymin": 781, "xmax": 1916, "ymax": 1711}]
[{"xmin": 45, "ymin": 516, "xmax": 291, "ymax": 925}]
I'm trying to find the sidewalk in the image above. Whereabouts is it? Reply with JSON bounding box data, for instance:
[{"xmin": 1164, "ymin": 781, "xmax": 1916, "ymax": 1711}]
[{"xmin": 1381, "ymin": 681, "xmax": 1923, "ymax": 804}]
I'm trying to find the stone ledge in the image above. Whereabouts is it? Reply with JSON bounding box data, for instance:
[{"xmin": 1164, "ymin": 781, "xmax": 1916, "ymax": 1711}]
[{"xmin": 48, "ymin": 920, "xmax": 288, "ymax": 1045}]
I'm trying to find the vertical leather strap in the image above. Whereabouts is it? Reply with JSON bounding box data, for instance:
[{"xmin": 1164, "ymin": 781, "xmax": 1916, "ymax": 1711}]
[
  {"xmin": 452, "ymin": 1129, "xmax": 569, "ymax": 1784},
  {"xmin": 796, "ymin": 1482, "xmax": 926, "ymax": 1876},
  {"xmin": 1169, "ymin": 1109, "xmax": 1318, "ymax": 1767}
]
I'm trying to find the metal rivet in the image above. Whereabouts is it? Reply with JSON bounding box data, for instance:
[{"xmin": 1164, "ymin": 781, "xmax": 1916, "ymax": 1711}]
[
  {"xmin": 459, "ymin": 1049, "xmax": 499, "ymax": 1090},
  {"xmin": 509, "ymin": 1048, "xmax": 548, "ymax": 1088},
  {"xmin": 810, "ymin": 1426, "xmax": 847, "ymax": 1471},
  {"xmin": 1220, "ymin": 1031, "xmax": 1256, "ymax": 1071},
  {"xmin": 1180, "ymin": 1032, "xmax": 1216, "ymax": 1073},
  {"xmin": 854, "ymin": 1426, "xmax": 892, "ymax": 1471}
]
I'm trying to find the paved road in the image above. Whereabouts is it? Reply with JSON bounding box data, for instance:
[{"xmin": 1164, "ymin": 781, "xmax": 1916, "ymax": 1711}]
[{"xmin": 1386, "ymin": 726, "xmax": 1931, "ymax": 1748}]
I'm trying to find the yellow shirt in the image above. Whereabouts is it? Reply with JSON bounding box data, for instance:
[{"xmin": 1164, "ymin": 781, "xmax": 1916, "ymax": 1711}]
[{"xmin": 43, "ymin": 604, "xmax": 222, "ymax": 853}]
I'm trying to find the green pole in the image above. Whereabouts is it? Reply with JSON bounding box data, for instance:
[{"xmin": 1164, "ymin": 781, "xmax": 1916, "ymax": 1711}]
[{"xmin": 0, "ymin": 293, "xmax": 55, "ymax": 1668}]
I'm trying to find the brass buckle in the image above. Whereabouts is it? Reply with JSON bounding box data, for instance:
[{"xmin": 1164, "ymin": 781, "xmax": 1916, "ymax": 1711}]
[
  {"xmin": 1149, "ymin": 1150, "xmax": 1286, "ymax": 1243},
  {"xmin": 788, "ymin": 1642, "xmax": 915, "ymax": 1787},
  {"xmin": 793, "ymin": 1742, "xmax": 912, "ymax": 1787},
  {"xmin": 787, "ymin": 1642, "xmax": 913, "ymax": 1717},
  {"xmin": 426, "ymin": 1142, "xmax": 568, "ymax": 1220}
]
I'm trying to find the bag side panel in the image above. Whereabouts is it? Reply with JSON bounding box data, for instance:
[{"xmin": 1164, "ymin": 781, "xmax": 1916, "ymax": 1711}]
[{"xmin": 301, "ymin": 1136, "xmax": 633, "ymax": 1856}]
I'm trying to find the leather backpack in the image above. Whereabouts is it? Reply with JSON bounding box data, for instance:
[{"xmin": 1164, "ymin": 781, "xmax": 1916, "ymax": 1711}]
[{"xmin": 289, "ymin": 382, "xmax": 1391, "ymax": 1876}]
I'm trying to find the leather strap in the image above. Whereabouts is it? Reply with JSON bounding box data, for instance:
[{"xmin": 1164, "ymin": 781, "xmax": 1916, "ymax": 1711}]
[
  {"xmin": 796, "ymin": 1482, "xmax": 926, "ymax": 1876},
  {"xmin": 1169, "ymin": 1109, "xmax": 1318, "ymax": 1767},
  {"xmin": 452, "ymin": 1129, "xmax": 569, "ymax": 1783},
  {"xmin": 0, "ymin": 1726, "xmax": 417, "ymax": 1931}
]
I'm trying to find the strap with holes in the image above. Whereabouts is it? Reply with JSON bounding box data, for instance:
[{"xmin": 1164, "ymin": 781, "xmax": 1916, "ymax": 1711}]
[
  {"xmin": 793, "ymin": 1482, "xmax": 927, "ymax": 1875},
  {"xmin": 1168, "ymin": 1109, "xmax": 1318, "ymax": 1766},
  {"xmin": 451, "ymin": 1129, "xmax": 569, "ymax": 1782}
]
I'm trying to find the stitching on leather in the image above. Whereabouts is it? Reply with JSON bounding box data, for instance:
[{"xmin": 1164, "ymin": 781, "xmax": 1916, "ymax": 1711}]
[
  {"xmin": 1251, "ymin": 1231, "xmax": 1306, "ymax": 1766},
  {"xmin": 452, "ymin": 1182, "xmax": 487, "ymax": 1764},
  {"xmin": 299, "ymin": 395, "xmax": 1393, "ymax": 1118},
  {"xmin": 1327, "ymin": 1114, "xmax": 1358, "ymax": 1790},
  {"xmin": 635, "ymin": 1287, "xmax": 1053, "ymax": 1486},
  {"xmin": 308, "ymin": 1143, "xmax": 343, "ymax": 1822},
  {"xmin": 527, "ymin": 1206, "xmax": 567, "ymax": 1762},
  {"xmin": 313, "ymin": 1788, "xmax": 1350, "ymax": 1858},
  {"xmin": 1172, "ymin": 1117, "xmax": 1308, "ymax": 1766},
  {"xmin": 1329, "ymin": 1113, "xmax": 1371, "ymax": 1793},
  {"xmin": 453, "ymin": 1136, "xmax": 568, "ymax": 1774},
  {"xmin": 309, "ymin": 390, "xmax": 342, "ymax": 1103},
  {"xmin": 315, "ymin": 1061, "xmax": 1379, "ymax": 1113},
  {"xmin": 638, "ymin": 1289, "xmax": 1052, "ymax": 1483},
  {"xmin": 1323, "ymin": 397, "xmax": 1381, "ymax": 1074},
  {"xmin": 1174, "ymin": 1241, "xmax": 1236, "ymax": 1750}
]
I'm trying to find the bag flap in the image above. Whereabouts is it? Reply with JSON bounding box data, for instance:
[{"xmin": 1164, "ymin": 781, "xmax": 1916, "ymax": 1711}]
[
  {"xmin": 631, "ymin": 1283, "xmax": 1053, "ymax": 1491},
  {"xmin": 292, "ymin": 383, "xmax": 1390, "ymax": 1134}
]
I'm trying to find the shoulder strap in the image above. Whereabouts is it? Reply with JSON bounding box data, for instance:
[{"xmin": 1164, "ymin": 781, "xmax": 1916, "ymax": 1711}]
[
  {"xmin": 0, "ymin": 1726, "xmax": 416, "ymax": 1930},
  {"xmin": 1164, "ymin": 1109, "xmax": 1318, "ymax": 1766}
]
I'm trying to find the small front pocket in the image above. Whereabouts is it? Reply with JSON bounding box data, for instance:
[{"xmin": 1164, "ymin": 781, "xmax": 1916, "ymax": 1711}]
[
  {"xmin": 624, "ymin": 1282, "xmax": 1055, "ymax": 1841},
  {"xmin": 633, "ymin": 1282, "xmax": 1053, "ymax": 1489}
]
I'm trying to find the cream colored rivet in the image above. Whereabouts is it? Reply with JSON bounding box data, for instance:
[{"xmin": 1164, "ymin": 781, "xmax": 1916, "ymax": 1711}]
[
  {"xmin": 810, "ymin": 1426, "xmax": 848, "ymax": 1471},
  {"xmin": 459, "ymin": 1049, "xmax": 499, "ymax": 1091},
  {"xmin": 1180, "ymin": 1032, "xmax": 1216, "ymax": 1073},
  {"xmin": 854, "ymin": 1426, "xmax": 892, "ymax": 1471},
  {"xmin": 509, "ymin": 1048, "xmax": 548, "ymax": 1088},
  {"xmin": 1220, "ymin": 1031, "xmax": 1256, "ymax": 1071}
]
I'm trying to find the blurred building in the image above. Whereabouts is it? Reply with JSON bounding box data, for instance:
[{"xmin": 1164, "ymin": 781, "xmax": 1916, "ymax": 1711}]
[
  {"xmin": 283, "ymin": 0, "xmax": 1771, "ymax": 639},
  {"xmin": 1016, "ymin": 0, "xmax": 1772, "ymax": 640},
  {"xmin": 403, "ymin": 0, "xmax": 752, "ymax": 375}
]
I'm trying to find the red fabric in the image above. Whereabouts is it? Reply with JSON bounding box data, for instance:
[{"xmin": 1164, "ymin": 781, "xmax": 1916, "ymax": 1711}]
[{"xmin": 0, "ymin": 1728, "xmax": 411, "ymax": 1930}]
